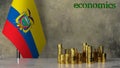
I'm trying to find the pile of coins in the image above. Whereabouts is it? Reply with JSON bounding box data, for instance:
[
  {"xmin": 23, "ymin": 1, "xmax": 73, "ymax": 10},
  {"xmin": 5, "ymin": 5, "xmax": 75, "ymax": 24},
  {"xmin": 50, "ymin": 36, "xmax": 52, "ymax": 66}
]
[{"xmin": 57, "ymin": 43, "xmax": 106, "ymax": 64}]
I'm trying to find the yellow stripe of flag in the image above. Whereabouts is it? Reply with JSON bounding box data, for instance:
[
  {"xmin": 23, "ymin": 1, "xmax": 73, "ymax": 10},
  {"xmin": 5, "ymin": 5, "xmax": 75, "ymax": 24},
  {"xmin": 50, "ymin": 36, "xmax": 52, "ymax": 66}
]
[{"xmin": 12, "ymin": 0, "xmax": 46, "ymax": 53}]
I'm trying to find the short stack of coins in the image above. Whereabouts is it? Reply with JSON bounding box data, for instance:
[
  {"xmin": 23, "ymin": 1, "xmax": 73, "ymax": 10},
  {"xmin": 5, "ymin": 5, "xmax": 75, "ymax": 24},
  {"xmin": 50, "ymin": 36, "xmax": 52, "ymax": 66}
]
[
  {"xmin": 57, "ymin": 43, "xmax": 107, "ymax": 64},
  {"xmin": 64, "ymin": 49, "xmax": 70, "ymax": 64},
  {"xmin": 77, "ymin": 53, "xmax": 82, "ymax": 64}
]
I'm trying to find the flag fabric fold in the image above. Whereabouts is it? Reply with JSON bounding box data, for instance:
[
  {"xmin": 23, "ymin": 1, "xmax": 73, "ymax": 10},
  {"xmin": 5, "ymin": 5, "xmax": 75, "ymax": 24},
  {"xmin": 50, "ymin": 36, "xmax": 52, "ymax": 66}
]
[{"xmin": 2, "ymin": 0, "xmax": 46, "ymax": 58}]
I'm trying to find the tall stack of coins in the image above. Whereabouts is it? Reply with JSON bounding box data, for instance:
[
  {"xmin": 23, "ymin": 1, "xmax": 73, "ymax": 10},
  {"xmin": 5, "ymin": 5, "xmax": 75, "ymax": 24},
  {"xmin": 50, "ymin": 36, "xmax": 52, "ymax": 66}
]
[
  {"xmin": 70, "ymin": 48, "xmax": 77, "ymax": 64},
  {"xmin": 85, "ymin": 45, "xmax": 89, "ymax": 63},
  {"xmin": 87, "ymin": 46, "xmax": 93, "ymax": 64},
  {"xmin": 57, "ymin": 43, "xmax": 107, "ymax": 64},
  {"xmin": 57, "ymin": 44, "xmax": 63, "ymax": 63},
  {"xmin": 97, "ymin": 45, "xmax": 105, "ymax": 63},
  {"xmin": 82, "ymin": 43, "xmax": 88, "ymax": 63}
]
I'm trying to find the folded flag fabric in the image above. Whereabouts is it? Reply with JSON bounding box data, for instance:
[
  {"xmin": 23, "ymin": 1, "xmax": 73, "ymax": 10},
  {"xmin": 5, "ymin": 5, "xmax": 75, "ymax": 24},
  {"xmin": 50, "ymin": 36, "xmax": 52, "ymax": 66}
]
[{"xmin": 2, "ymin": 0, "xmax": 46, "ymax": 58}]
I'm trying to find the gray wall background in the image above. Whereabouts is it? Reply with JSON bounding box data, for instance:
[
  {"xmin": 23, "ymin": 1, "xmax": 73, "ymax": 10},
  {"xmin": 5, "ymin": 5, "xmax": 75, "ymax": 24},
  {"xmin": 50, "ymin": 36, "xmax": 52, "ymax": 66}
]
[{"xmin": 0, "ymin": 0, "xmax": 120, "ymax": 58}]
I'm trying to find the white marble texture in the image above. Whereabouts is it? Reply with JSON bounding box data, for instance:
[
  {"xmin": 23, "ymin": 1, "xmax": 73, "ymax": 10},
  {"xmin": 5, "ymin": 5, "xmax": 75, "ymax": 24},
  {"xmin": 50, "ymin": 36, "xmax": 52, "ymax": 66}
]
[{"xmin": 0, "ymin": 58, "xmax": 119, "ymax": 68}]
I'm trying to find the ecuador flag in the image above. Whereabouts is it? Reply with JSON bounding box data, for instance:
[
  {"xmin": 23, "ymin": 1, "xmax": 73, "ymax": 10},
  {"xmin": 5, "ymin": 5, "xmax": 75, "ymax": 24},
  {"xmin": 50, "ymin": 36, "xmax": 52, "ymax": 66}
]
[{"xmin": 2, "ymin": 0, "xmax": 46, "ymax": 58}]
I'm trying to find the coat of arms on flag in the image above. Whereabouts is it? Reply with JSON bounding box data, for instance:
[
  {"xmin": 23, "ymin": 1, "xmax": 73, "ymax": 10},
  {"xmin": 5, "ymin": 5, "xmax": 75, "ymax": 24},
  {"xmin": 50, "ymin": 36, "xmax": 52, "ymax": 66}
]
[{"xmin": 16, "ymin": 9, "xmax": 34, "ymax": 33}]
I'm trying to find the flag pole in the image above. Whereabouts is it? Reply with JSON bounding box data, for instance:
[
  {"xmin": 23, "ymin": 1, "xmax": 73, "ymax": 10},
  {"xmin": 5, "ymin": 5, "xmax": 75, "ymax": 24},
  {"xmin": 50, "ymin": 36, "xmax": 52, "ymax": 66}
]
[{"xmin": 16, "ymin": 49, "xmax": 20, "ymax": 64}]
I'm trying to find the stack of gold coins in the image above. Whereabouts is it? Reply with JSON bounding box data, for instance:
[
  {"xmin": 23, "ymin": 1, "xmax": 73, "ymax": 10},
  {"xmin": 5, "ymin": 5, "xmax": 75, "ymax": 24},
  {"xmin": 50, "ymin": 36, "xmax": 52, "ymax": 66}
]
[
  {"xmin": 77, "ymin": 53, "xmax": 82, "ymax": 64},
  {"xmin": 87, "ymin": 46, "xmax": 93, "ymax": 64},
  {"xmin": 97, "ymin": 45, "xmax": 104, "ymax": 62},
  {"xmin": 93, "ymin": 49, "xmax": 98, "ymax": 62},
  {"xmin": 65, "ymin": 53, "xmax": 70, "ymax": 64},
  {"xmin": 57, "ymin": 44, "xmax": 63, "ymax": 63},
  {"xmin": 60, "ymin": 54, "xmax": 65, "ymax": 64},
  {"xmin": 81, "ymin": 43, "xmax": 87, "ymax": 63},
  {"xmin": 82, "ymin": 51, "xmax": 86, "ymax": 63},
  {"xmin": 82, "ymin": 43, "xmax": 88, "ymax": 63},
  {"xmin": 85, "ymin": 45, "xmax": 89, "ymax": 63},
  {"xmin": 102, "ymin": 53, "xmax": 106, "ymax": 63},
  {"xmin": 65, "ymin": 49, "xmax": 70, "ymax": 64},
  {"xmin": 83, "ymin": 43, "xmax": 87, "ymax": 52},
  {"xmin": 98, "ymin": 56, "xmax": 102, "ymax": 62},
  {"xmin": 70, "ymin": 48, "xmax": 77, "ymax": 64}
]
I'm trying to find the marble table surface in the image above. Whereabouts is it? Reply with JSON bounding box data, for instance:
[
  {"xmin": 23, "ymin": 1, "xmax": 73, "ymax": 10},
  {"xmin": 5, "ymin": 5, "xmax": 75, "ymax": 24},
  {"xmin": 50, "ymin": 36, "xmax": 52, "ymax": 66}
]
[{"xmin": 0, "ymin": 58, "xmax": 120, "ymax": 68}]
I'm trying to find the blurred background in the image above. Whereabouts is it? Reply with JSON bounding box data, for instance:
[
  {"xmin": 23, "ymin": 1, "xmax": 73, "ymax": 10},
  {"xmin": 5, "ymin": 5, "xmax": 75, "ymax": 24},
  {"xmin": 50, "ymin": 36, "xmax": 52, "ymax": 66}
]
[{"xmin": 0, "ymin": 0, "xmax": 120, "ymax": 58}]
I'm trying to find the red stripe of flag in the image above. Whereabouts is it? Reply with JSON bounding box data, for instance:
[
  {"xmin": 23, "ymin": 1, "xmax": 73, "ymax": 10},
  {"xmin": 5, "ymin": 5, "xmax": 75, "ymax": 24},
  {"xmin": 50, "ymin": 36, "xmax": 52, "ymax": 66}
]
[{"xmin": 2, "ymin": 20, "xmax": 32, "ymax": 58}]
